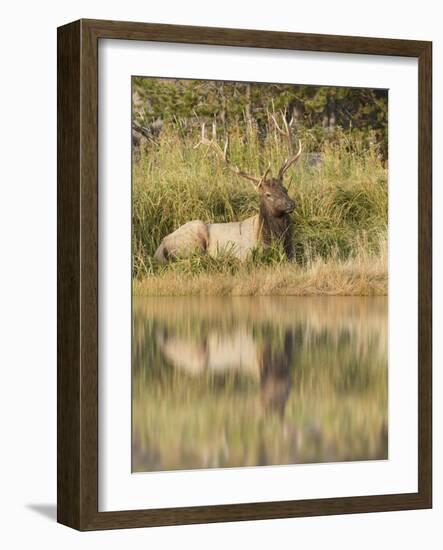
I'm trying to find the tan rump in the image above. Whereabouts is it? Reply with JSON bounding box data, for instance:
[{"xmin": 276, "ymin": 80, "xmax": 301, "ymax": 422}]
[{"xmin": 154, "ymin": 220, "xmax": 209, "ymax": 263}]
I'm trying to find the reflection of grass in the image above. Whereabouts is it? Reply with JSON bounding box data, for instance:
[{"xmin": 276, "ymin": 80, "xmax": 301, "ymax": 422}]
[
  {"xmin": 133, "ymin": 296, "xmax": 388, "ymax": 360},
  {"xmin": 133, "ymin": 344, "xmax": 387, "ymax": 471},
  {"xmin": 133, "ymin": 126, "xmax": 387, "ymax": 296},
  {"xmin": 132, "ymin": 297, "xmax": 388, "ymax": 472}
]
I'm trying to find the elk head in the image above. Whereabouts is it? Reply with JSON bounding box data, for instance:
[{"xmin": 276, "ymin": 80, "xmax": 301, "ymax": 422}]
[
  {"xmin": 256, "ymin": 166, "xmax": 297, "ymax": 218},
  {"xmin": 194, "ymin": 118, "xmax": 302, "ymax": 218}
]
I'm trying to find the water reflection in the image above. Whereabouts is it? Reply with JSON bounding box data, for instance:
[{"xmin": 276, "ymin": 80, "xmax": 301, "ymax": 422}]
[{"xmin": 132, "ymin": 296, "xmax": 388, "ymax": 472}]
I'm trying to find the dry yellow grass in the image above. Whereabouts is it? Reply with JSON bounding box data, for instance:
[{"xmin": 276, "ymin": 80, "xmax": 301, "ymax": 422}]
[{"xmin": 134, "ymin": 241, "xmax": 387, "ymax": 296}]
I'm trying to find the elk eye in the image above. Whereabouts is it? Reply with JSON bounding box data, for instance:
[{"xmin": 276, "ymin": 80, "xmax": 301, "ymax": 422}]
[{"xmin": 266, "ymin": 192, "xmax": 272, "ymax": 197}]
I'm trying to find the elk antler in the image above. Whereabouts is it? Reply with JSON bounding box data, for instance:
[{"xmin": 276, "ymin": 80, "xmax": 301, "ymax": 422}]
[
  {"xmin": 271, "ymin": 113, "xmax": 302, "ymax": 179},
  {"xmin": 194, "ymin": 123, "xmax": 263, "ymax": 186}
]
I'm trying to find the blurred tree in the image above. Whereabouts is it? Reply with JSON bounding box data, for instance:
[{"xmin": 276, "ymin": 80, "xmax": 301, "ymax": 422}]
[{"xmin": 132, "ymin": 78, "xmax": 388, "ymax": 157}]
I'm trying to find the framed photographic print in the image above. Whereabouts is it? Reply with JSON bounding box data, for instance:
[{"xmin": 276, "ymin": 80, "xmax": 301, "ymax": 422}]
[{"xmin": 57, "ymin": 19, "xmax": 432, "ymax": 530}]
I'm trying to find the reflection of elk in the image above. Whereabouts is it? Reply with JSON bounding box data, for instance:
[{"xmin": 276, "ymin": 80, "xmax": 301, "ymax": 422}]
[
  {"xmin": 154, "ymin": 120, "xmax": 301, "ymax": 263},
  {"xmin": 260, "ymin": 332, "xmax": 294, "ymax": 417},
  {"xmin": 156, "ymin": 327, "xmax": 294, "ymax": 417}
]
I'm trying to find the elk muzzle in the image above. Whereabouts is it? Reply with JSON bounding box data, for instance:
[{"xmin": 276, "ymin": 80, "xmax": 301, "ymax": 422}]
[{"xmin": 284, "ymin": 198, "xmax": 296, "ymax": 213}]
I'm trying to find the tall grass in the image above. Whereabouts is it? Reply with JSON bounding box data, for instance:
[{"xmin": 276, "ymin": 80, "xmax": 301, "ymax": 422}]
[{"xmin": 133, "ymin": 124, "xmax": 387, "ymax": 295}]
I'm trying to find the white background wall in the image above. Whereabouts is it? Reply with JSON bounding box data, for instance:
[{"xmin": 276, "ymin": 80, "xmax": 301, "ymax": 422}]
[{"xmin": 0, "ymin": 0, "xmax": 440, "ymax": 547}]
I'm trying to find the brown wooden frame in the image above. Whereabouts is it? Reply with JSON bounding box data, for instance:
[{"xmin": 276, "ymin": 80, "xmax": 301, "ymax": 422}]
[{"xmin": 57, "ymin": 18, "xmax": 432, "ymax": 531}]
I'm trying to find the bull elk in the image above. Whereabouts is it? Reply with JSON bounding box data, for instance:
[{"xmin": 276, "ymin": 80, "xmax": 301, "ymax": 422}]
[{"xmin": 154, "ymin": 118, "xmax": 302, "ymax": 262}]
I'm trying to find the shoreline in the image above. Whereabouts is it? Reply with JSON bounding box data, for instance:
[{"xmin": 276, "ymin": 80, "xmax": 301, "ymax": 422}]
[{"xmin": 133, "ymin": 259, "xmax": 387, "ymax": 297}]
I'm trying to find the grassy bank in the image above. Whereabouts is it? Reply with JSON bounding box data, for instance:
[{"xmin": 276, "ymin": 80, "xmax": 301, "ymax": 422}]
[{"xmin": 133, "ymin": 124, "xmax": 388, "ymax": 296}]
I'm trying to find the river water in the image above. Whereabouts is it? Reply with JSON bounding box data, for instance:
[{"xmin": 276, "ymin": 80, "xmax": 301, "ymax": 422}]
[{"xmin": 132, "ymin": 296, "xmax": 387, "ymax": 472}]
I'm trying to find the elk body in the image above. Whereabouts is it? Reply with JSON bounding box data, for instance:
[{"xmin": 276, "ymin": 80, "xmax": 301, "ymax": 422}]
[{"xmin": 154, "ymin": 121, "xmax": 302, "ymax": 263}]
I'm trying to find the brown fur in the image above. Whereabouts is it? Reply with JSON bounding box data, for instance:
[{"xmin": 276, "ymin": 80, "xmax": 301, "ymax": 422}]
[{"xmin": 259, "ymin": 201, "xmax": 294, "ymax": 260}]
